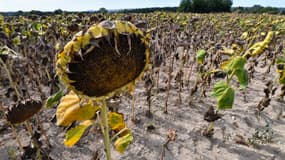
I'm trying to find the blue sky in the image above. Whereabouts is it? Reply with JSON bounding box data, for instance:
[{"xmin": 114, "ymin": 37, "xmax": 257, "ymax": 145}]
[{"xmin": 0, "ymin": 0, "xmax": 284, "ymax": 12}]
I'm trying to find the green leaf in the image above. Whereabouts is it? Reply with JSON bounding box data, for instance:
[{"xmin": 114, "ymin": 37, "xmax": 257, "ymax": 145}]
[
  {"xmin": 114, "ymin": 132, "xmax": 133, "ymax": 153},
  {"xmin": 227, "ymin": 56, "xmax": 246, "ymax": 71},
  {"xmin": 0, "ymin": 47, "xmax": 9, "ymax": 55},
  {"xmin": 64, "ymin": 120, "xmax": 93, "ymax": 147},
  {"xmin": 276, "ymin": 57, "xmax": 285, "ymax": 64},
  {"xmin": 196, "ymin": 49, "xmax": 207, "ymax": 64},
  {"xmin": 235, "ymin": 69, "xmax": 248, "ymax": 89},
  {"xmin": 12, "ymin": 36, "xmax": 21, "ymax": 45},
  {"xmin": 211, "ymin": 81, "xmax": 235, "ymax": 110},
  {"xmin": 45, "ymin": 90, "xmax": 64, "ymax": 108},
  {"xmin": 217, "ymin": 87, "xmax": 235, "ymax": 110},
  {"xmin": 211, "ymin": 81, "xmax": 227, "ymax": 97},
  {"xmin": 33, "ymin": 23, "xmax": 42, "ymax": 31}
]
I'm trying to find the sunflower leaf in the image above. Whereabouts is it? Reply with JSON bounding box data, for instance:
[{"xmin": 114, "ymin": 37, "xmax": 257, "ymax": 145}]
[
  {"xmin": 211, "ymin": 81, "xmax": 235, "ymax": 110},
  {"xmin": 64, "ymin": 120, "xmax": 94, "ymax": 147},
  {"xmin": 45, "ymin": 90, "xmax": 64, "ymax": 108},
  {"xmin": 56, "ymin": 91, "xmax": 99, "ymax": 126},
  {"xmin": 196, "ymin": 49, "xmax": 207, "ymax": 64},
  {"xmin": 114, "ymin": 132, "xmax": 133, "ymax": 153},
  {"xmin": 235, "ymin": 69, "xmax": 248, "ymax": 89},
  {"xmin": 108, "ymin": 112, "xmax": 126, "ymax": 131},
  {"xmin": 222, "ymin": 56, "xmax": 246, "ymax": 72}
]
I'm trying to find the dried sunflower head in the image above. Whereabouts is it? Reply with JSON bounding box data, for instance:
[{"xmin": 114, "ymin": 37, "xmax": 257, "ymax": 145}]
[
  {"xmin": 56, "ymin": 20, "xmax": 150, "ymax": 99},
  {"xmin": 6, "ymin": 99, "xmax": 42, "ymax": 124}
]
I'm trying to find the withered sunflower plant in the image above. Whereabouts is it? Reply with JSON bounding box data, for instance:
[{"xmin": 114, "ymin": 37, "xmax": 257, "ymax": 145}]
[{"xmin": 53, "ymin": 20, "xmax": 150, "ymax": 159}]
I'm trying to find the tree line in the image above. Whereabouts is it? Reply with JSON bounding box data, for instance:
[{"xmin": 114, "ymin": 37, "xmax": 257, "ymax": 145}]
[
  {"xmin": 232, "ymin": 5, "xmax": 285, "ymax": 14},
  {"xmin": 1, "ymin": 0, "xmax": 285, "ymax": 16},
  {"xmin": 178, "ymin": 0, "xmax": 232, "ymax": 13}
]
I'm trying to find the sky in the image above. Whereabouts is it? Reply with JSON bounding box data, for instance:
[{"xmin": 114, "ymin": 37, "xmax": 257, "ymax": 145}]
[{"xmin": 0, "ymin": 0, "xmax": 284, "ymax": 12}]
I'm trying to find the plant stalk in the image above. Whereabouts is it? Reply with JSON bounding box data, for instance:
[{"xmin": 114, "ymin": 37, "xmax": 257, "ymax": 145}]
[
  {"xmin": 186, "ymin": 59, "xmax": 194, "ymax": 88},
  {"xmin": 156, "ymin": 68, "xmax": 160, "ymax": 94},
  {"xmin": 165, "ymin": 55, "xmax": 175, "ymax": 113},
  {"xmin": 0, "ymin": 58, "xmax": 21, "ymax": 99},
  {"xmin": 36, "ymin": 114, "xmax": 51, "ymax": 147},
  {"xmin": 100, "ymin": 100, "xmax": 111, "ymax": 160},
  {"xmin": 226, "ymin": 71, "xmax": 236, "ymax": 84},
  {"xmin": 10, "ymin": 123, "xmax": 24, "ymax": 152},
  {"xmin": 24, "ymin": 121, "xmax": 33, "ymax": 137},
  {"xmin": 131, "ymin": 93, "xmax": 136, "ymax": 121}
]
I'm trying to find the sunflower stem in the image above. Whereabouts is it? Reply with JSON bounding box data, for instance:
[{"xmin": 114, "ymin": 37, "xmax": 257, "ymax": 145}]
[
  {"xmin": 156, "ymin": 68, "xmax": 160, "ymax": 94},
  {"xmin": 36, "ymin": 114, "xmax": 51, "ymax": 147},
  {"xmin": 131, "ymin": 93, "xmax": 136, "ymax": 121},
  {"xmin": 100, "ymin": 100, "xmax": 112, "ymax": 160},
  {"xmin": 227, "ymin": 70, "xmax": 236, "ymax": 85},
  {"xmin": 24, "ymin": 121, "xmax": 33, "ymax": 137},
  {"xmin": 10, "ymin": 123, "xmax": 24, "ymax": 152},
  {"xmin": 186, "ymin": 59, "xmax": 194, "ymax": 87},
  {"xmin": 165, "ymin": 55, "xmax": 175, "ymax": 114},
  {"xmin": 0, "ymin": 58, "xmax": 21, "ymax": 100}
]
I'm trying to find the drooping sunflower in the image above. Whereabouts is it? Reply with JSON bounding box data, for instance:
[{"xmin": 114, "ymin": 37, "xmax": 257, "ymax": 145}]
[
  {"xmin": 6, "ymin": 99, "xmax": 42, "ymax": 124},
  {"xmin": 56, "ymin": 20, "xmax": 150, "ymax": 99}
]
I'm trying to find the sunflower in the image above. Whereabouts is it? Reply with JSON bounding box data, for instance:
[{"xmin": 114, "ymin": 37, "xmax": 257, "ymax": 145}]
[
  {"xmin": 56, "ymin": 20, "xmax": 150, "ymax": 100},
  {"xmin": 6, "ymin": 99, "xmax": 42, "ymax": 124}
]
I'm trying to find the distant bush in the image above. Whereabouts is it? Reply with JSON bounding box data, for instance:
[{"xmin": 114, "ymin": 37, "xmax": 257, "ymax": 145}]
[
  {"xmin": 232, "ymin": 5, "xmax": 283, "ymax": 15},
  {"xmin": 178, "ymin": 0, "xmax": 232, "ymax": 13}
]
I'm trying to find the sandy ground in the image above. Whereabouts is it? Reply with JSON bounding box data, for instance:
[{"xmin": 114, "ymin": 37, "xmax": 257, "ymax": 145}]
[
  {"xmin": 0, "ymin": 12, "xmax": 284, "ymax": 160},
  {"xmin": 1, "ymin": 55, "xmax": 285, "ymax": 160}
]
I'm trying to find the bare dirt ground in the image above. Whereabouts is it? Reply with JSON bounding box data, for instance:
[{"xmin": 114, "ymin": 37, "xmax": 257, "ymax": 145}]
[
  {"xmin": 1, "ymin": 56, "xmax": 285, "ymax": 160},
  {"xmin": 0, "ymin": 13, "xmax": 285, "ymax": 160}
]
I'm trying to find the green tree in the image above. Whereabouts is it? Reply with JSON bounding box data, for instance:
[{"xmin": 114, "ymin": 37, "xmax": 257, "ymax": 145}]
[
  {"xmin": 54, "ymin": 9, "xmax": 63, "ymax": 14},
  {"xmin": 252, "ymin": 5, "xmax": 263, "ymax": 13},
  {"xmin": 178, "ymin": 0, "xmax": 192, "ymax": 12},
  {"xmin": 30, "ymin": 10, "xmax": 43, "ymax": 15},
  {"xmin": 98, "ymin": 8, "xmax": 108, "ymax": 13},
  {"xmin": 191, "ymin": 0, "xmax": 232, "ymax": 13},
  {"xmin": 16, "ymin": 10, "xmax": 24, "ymax": 15},
  {"xmin": 221, "ymin": 0, "xmax": 233, "ymax": 12},
  {"xmin": 192, "ymin": 0, "xmax": 208, "ymax": 13}
]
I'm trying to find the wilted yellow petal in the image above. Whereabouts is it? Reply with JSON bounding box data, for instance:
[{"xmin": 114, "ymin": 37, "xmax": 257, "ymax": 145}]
[
  {"xmin": 116, "ymin": 21, "xmax": 131, "ymax": 33},
  {"xmin": 82, "ymin": 33, "xmax": 91, "ymax": 47},
  {"xmin": 71, "ymin": 41, "xmax": 81, "ymax": 53},
  {"xmin": 222, "ymin": 46, "xmax": 234, "ymax": 55},
  {"xmin": 240, "ymin": 32, "xmax": 248, "ymax": 39},
  {"xmin": 220, "ymin": 60, "xmax": 230, "ymax": 71},
  {"xmin": 63, "ymin": 41, "xmax": 74, "ymax": 54}
]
